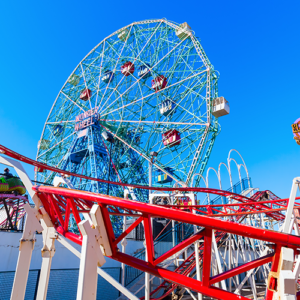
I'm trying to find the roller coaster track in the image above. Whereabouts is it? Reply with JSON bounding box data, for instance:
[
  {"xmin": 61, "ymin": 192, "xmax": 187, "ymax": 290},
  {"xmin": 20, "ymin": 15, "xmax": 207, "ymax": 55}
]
[
  {"xmin": 1, "ymin": 144, "xmax": 300, "ymax": 300},
  {"xmin": 145, "ymin": 191, "xmax": 290, "ymax": 299},
  {"xmin": 128, "ymin": 191, "xmax": 290, "ymax": 298},
  {"xmin": 32, "ymin": 185, "xmax": 300, "ymax": 300},
  {"xmin": 0, "ymin": 145, "xmax": 268, "ymax": 202}
]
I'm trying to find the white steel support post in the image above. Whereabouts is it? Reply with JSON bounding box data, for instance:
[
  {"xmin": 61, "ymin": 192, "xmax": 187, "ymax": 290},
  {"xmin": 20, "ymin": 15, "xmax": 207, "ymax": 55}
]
[
  {"xmin": 0, "ymin": 156, "xmax": 53, "ymax": 300},
  {"xmin": 269, "ymin": 248, "xmax": 296, "ymax": 300},
  {"xmin": 212, "ymin": 250, "xmax": 220, "ymax": 288},
  {"xmin": 234, "ymin": 248, "xmax": 269, "ymax": 294},
  {"xmin": 36, "ymin": 222, "xmax": 57, "ymax": 300},
  {"xmin": 271, "ymin": 178, "xmax": 300, "ymax": 300},
  {"xmin": 76, "ymin": 204, "xmax": 111, "ymax": 300},
  {"xmin": 212, "ymin": 230, "xmax": 226, "ymax": 290},
  {"xmin": 149, "ymin": 160, "xmax": 153, "ymax": 194},
  {"xmin": 10, "ymin": 204, "xmax": 43, "ymax": 300},
  {"xmin": 228, "ymin": 234, "xmax": 232, "ymax": 292},
  {"xmin": 282, "ymin": 177, "xmax": 300, "ymax": 234},
  {"xmin": 144, "ymin": 240, "xmax": 150, "ymax": 300},
  {"xmin": 171, "ymin": 195, "xmax": 176, "ymax": 252},
  {"xmin": 145, "ymin": 155, "xmax": 156, "ymax": 300},
  {"xmin": 237, "ymin": 235, "xmax": 257, "ymax": 299},
  {"xmin": 121, "ymin": 190, "xmax": 129, "ymax": 287},
  {"xmin": 191, "ymin": 193, "xmax": 202, "ymax": 300},
  {"xmin": 293, "ymin": 254, "xmax": 300, "ymax": 286},
  {"xmin": 76, "ymin": 222, "xmax": 105, "ymax": 300},
  {"xmin": 121, "ymin": 215, "xmax": 127, "ymax": 286}
]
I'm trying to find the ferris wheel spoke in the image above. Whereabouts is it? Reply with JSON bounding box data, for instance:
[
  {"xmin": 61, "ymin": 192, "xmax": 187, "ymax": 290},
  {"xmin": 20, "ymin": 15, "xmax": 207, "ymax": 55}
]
[
  {"xmin": 101, "ymin": 69, "xmax": 207, "ymax": 121},
  {"xmin": 100, "ymin": 31, "xmax": 156, "ymax": 112},
  {"xmin": 79, "ymin": 63, "xmax": 93, "ymax": 110},
  {"xmin": 171, "ymin": 83, "xmax": 207, "ymax": 123},
  {"xmin": 95, "ymin": 40, "xmax": 106, "ymax": 107},
  {"xmin": 100, "ymin": 33, "xmax": 191, "ymax": 117},
  {"xmin": 180, "ymin": 54, "xmax": 203, "ymax": 78},
  {"xmin": 98, "ymin": 26, "xmax": 135, "ymax": 106},
  {"xmin": 101, "ymin": 123, "xmax": 179, "ymax": 183},
  {"xmin": 102, "ymin": 74, "xmax": 154, "ymax": 118},
  {"xmin": 98, "ymin": 118, "xmax": 206, "ymax": 127},
  {"xmin": 60, "ymin": 91, "xmax": 87, "ymax": 112},
  {"xmin": 159, "ymin": 135, "xmax": 199, "ymax": 170},
  {"xmin": 46, "ymin": 120, "xmax": 75, "ymax": 125},
  {"xmin": 37, "ymin": 131, "xmax": 76, "ymax": 159},
  {"xmin": 133, "ymin": 21, "xmax": 163, "ymax": 62}
]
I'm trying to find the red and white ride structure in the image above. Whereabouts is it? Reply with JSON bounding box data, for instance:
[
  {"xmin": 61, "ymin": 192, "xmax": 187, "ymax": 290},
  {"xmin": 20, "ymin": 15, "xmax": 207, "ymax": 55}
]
[{"xmin": 1, "ymin": 144, "xmax": 300, "ymax": 300}]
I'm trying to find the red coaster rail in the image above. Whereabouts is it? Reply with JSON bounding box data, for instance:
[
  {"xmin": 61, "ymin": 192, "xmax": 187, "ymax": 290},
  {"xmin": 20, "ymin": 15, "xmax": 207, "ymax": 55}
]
[
  {"xmin": 33, "ymin": 185, "xmax": 300, "ymax": 300},
  {"xmin": 1, "ymin": 144, "xmax": 300, "ymax": 299}
]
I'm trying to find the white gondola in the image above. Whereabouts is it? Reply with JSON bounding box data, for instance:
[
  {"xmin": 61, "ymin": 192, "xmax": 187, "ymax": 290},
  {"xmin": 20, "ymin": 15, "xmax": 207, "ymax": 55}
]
[
  {"xmin": 118, "ymin": 28, "xmax": 131, "ymax": 41},
  {"xmin": 68, "ymin": 74, "xmax": 80, "ymax": 86},
  {"xmin": 175, "ymin": 22, "xmax": 192, "ymax": 40},
  {"xmin": 212, "ymin": 97, "xmax": 230, "ymax": 118}
]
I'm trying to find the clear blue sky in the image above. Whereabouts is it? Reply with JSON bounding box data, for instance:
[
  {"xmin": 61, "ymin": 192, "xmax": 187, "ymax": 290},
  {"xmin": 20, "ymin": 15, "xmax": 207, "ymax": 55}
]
[{"xmin": 0, "ymin": 0, "xmax": 299, "ymax": 198}]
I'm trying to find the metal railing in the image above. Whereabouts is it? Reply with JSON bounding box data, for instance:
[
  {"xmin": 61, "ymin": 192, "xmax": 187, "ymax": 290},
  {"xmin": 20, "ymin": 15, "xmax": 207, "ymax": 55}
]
[{"xmin": 210, "ymin": 177, "xmax": 252, "ymax": 205}]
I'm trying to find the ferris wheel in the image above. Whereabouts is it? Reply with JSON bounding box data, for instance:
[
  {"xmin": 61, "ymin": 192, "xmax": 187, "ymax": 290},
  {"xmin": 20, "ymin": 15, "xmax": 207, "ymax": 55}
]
[{"xmin": 36, "ymin": 19, "xmax": 221, "ymax": 199}]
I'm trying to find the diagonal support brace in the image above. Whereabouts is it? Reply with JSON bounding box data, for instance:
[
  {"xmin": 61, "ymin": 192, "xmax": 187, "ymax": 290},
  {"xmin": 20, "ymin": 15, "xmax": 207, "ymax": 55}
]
[{"xmin": 10, "ymin": 204, "xmax": 43, "ymax": 300}]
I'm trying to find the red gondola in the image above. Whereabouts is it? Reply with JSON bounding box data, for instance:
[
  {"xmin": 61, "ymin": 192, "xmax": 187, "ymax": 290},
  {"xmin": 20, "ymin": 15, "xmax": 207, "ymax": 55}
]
[
  {"xmin": 162, "ymin": 129, "xmax": 181, "ymax": 147},
  {"xmin": 152, "ymin": 75, "xmax": 167, "ymax": 91},
  {"xmin": 80, "ymin": 89, "xmax": 92, "ymax": 101},
  {"xmin": 121, "ymin": 62, "xmax": 135, "ymax": 76}
]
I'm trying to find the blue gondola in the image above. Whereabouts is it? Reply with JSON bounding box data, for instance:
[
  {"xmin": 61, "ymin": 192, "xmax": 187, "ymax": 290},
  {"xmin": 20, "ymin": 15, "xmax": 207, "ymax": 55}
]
[
  {"xmin": 159, "ymin": 99, "xmax": 176, "ymax": 117},
  {"xmin": 138, "ymin": 64, "xmax": 151, "ymax": 79},
  {"xmin": 155, "ymin": 167, "xmax": 173, "ymax": 184},
  {"xmin": 53, "ymin": 124, "xmax": 63, "ymax": 136},
  {"xmin": 102, "ymin": 70, "xmax": 114, "ymax": 84}
]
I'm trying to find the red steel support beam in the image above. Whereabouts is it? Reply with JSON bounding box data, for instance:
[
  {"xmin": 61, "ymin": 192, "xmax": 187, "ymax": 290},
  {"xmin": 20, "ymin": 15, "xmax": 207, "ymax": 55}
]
[
  {"xmin": 113, "ymin": 216, "xmax": 143, "ymax": 246},
  {"xmin": 154, "ymin": 230, "xmax": 204, "ymax": 266},
  {"xmin": 47, "ymin": 194, "xmax": 56, "ymax": 222},
  {"xmin": 67, "ymin": 197, "xmax": 82, "ymax": 226},
  {"xmin": 210, "ymin": 253, "xmax": 274, "ymax": 284},
  {"xmin": 64, "ymin": 200, "xmax": 71, "ymax": 233},
  {"xmin": 143, "ymin": 215, "xmax": 155, "ymax": 264},
  {"xmin": 49, "ymin": 194, "xmax": 65, "ymax": 229},
  {"xmin": 38, "ymin": 193, "xmax": 55, "ymax": 225},
  {"xmin": 202, "ymin": 228, "xmax": 212, "ymax": 286},
  {"xmin": 56, "ymin": 227, "xmax": 82, "ymax": 244},
  {"xmin": 113, "ymin": 252, "xmax": 249, "ymax": 300}
]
